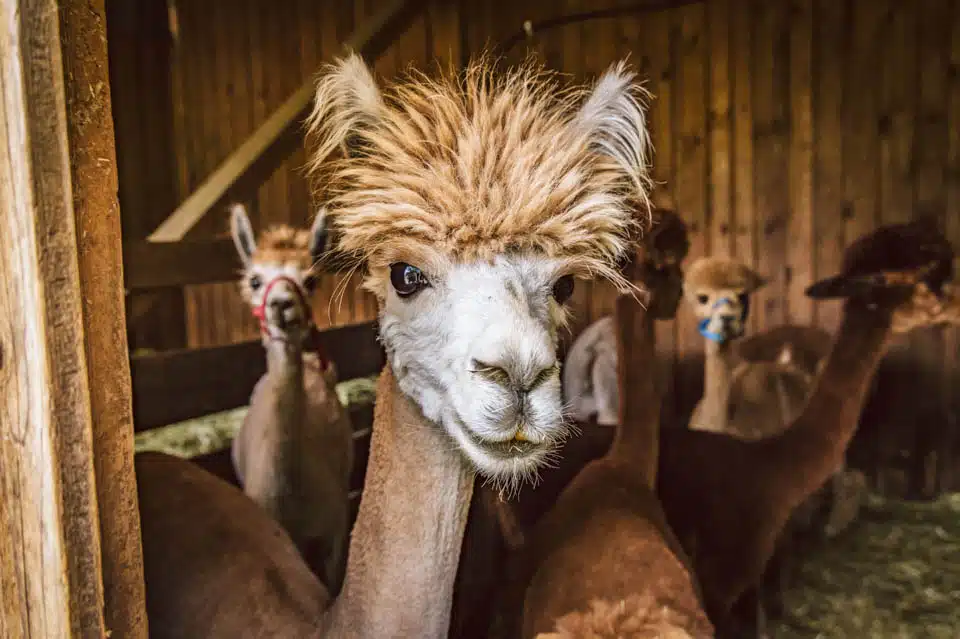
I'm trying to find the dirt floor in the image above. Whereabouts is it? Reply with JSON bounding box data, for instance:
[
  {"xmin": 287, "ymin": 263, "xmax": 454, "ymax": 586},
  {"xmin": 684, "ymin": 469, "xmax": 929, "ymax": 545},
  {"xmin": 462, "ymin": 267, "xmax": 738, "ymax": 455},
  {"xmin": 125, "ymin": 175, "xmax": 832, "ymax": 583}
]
[{"xmin": 136, "ymin": 381, "xmax": 960, "ymax": 638}]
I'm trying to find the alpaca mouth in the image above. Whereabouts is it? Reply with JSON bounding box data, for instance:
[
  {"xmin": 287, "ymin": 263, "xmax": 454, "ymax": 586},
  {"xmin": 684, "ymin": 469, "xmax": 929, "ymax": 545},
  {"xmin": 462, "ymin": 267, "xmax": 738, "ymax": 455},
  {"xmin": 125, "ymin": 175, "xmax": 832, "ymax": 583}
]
[
  {"xmin": 477, "ymin": 436, "xmax": 541, "ymax": 459},
  {"xmin": 459, "ymin": 421, "xmax": 548, "ymax": 462}
]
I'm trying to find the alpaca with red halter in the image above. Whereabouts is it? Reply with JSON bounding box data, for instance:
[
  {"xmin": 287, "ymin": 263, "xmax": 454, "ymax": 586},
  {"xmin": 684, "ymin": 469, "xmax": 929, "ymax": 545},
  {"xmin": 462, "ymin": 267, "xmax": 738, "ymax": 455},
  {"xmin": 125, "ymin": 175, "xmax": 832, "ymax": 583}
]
[{"xmin": 229, "ymin": 203, "xmax": 353, "ymax": 594}]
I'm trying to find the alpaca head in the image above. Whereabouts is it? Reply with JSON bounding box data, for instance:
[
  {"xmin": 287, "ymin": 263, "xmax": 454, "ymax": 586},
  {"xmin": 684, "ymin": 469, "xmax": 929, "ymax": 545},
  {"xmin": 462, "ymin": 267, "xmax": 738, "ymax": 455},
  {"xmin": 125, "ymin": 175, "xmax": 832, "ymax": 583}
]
[
  {"xmin": 628, "ymin": 207, "xmax": 689, "ymax": 319},
  {"xmin": 683, "ymin": 257, "xmax": 767, "ymax": 344},
  {"xmin": 305, "ymin": 54, "xmax": 652, "ymax": 487},
  {"xmin": 805, "ymin": 220, "xmax": 960, "ymax": 333},
  {"xmin": 230, "ymin": 203, "xmax": 328, "ymax": 344}
]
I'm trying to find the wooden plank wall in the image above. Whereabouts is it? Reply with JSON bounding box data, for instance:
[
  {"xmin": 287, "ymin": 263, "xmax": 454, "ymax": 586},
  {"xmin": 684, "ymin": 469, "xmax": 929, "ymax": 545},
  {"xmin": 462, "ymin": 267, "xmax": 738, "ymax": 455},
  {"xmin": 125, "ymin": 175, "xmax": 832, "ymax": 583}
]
[{"xmin": 112, "ymin": 0, "xmax": 959, "ymax": 445}]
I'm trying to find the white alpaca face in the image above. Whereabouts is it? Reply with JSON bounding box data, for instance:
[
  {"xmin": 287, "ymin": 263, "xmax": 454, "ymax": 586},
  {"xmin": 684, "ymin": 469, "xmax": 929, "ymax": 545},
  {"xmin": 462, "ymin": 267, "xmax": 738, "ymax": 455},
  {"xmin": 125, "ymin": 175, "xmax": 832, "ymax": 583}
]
[
  {"xmin": 229, "ymin": 203, "xmax": 326, "ymax": 342},
  {"xmin": 377, "ymin": 253, "xmax": 575, "ymax": 489}
]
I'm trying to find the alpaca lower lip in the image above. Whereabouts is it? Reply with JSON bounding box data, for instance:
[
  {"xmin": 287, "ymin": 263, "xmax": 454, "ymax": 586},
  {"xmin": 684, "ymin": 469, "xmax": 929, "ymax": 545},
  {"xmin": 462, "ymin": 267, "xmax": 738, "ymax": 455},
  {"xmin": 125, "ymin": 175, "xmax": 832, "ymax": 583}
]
[{"xmin": 482, "ymin": 438, "xmax": 540, "ymax": 458}]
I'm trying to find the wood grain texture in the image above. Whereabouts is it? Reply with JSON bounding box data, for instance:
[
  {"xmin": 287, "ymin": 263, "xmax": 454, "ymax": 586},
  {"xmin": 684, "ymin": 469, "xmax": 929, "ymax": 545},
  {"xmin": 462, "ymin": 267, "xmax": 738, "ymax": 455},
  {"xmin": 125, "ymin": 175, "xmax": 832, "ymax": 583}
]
[
  {"xmin": 752, "ymin": 0, "xmax": 790, "ymax": 328},
  {"xmin": 787, "ymin": 0, "xmax": 815, "ymax": 325},
  {"xmin": 0, "ymin": 0, "xmax": 105, "ymax": 635},
  {"xmin": 812, "ymin": 0, "xmax": 848, "ymax": 332},
  {"xmin": 60, "ymin": 1, "xmax": 149, "ymax": 635}
]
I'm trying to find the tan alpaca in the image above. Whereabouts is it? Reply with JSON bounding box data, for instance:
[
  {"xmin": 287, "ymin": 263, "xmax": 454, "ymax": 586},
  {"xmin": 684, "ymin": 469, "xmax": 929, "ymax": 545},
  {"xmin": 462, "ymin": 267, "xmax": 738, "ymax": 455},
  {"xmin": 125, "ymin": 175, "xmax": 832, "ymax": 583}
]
[
  {"xmin": 656, "ymin": 220, "xmax": 960, "ymax": 634},
  {"xmin": 135, "ymin": 52, "xmax": 653, "ymax": 638},
  {"xmin": 227, "ymin": 204, "xmax": 353, "ymax": 593},
  {"xmin": 683, "ymin": 257, "xmax": 865, "ymax": 540},
  {"xmin": 682, "ymin": 257, "xmax": 772, "ymax": 434}
]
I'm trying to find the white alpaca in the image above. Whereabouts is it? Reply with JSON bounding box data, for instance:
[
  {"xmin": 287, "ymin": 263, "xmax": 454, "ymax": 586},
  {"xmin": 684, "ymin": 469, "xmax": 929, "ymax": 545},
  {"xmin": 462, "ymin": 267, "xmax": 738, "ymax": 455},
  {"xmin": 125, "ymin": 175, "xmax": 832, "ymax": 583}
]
[{"xmin": 135, "ymin": 53, "xmax": 654, "ymax": 639}]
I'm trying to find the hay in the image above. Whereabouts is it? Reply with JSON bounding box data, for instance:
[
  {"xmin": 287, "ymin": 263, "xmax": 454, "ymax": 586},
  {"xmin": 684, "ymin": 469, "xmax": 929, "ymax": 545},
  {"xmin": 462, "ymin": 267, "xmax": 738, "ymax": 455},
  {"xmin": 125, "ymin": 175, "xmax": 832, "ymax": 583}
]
[
  {"xmin": 773, "ymin": 492, "xmax": 960, "ymax": 638},
  {"xmin": 134, "ymin": 375, "xmax": 380, "ymax": 458}
]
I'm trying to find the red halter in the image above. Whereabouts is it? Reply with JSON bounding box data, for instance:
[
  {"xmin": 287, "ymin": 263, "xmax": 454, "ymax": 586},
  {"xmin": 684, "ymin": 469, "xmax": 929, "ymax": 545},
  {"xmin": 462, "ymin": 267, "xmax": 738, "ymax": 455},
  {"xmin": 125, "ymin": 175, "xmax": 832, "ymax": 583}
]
[{"xmin": 251, "ymin": 274, "xmax": 326, "ymax": 366}]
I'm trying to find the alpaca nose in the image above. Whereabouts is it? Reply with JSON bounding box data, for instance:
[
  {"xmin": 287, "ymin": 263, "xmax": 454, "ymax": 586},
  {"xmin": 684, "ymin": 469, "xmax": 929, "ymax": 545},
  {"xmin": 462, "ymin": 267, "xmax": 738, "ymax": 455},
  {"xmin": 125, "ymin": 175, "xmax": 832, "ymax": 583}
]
[
  {"xmin": 470, "ymin": 358, "xmax": 557, "ymax": 394},
  {"xmin": 269, "ymin": 297, "xmax": 295, "ymax": 313}
]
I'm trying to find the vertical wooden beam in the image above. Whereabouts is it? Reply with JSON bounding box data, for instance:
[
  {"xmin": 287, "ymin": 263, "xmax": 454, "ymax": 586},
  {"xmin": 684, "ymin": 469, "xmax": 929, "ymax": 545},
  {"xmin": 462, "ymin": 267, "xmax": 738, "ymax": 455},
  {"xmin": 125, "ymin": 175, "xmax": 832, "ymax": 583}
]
[
  {"xmin": 787, "ymin": 0, "xmax": 815, "ymax": 326},
  {"xmin": 752, "ymin": 0, "xmax": 790, "ymax": 331},
  {"xmin": 812, "ymin": 0, "xmax": 848, "ymax": 333},
  {"xmin": 60, "ymin": 1, "xmax": 148, "ymax": 636},
  {"xmin": 731, "ymin": 0, "xmax": 757, "ymax": 331},
  {"xmin": 708, "ymin": 0, "xmax": 733, "ymax": 260},
  {"xmin": 0, "ymin": 0, "xmax": 113, "ymax": 636}
]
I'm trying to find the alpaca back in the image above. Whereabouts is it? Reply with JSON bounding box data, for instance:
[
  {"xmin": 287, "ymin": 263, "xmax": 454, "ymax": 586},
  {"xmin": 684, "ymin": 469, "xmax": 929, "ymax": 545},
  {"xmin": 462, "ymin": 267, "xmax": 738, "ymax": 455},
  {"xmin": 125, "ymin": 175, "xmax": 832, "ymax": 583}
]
[
  {"xmin": 136, "ymin": 452, "xmax": 328, "ymax": 639},
  {"xmin": 519, "ymin": 460, "xmax": 714, "ymax": 638}
]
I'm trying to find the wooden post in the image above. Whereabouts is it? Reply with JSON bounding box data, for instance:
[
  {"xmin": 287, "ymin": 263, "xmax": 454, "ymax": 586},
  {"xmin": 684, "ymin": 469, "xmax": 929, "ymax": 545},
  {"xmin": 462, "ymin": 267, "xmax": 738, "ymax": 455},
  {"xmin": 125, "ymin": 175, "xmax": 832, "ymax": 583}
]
[
  {"xmin": 60, "ymin": 1, "xmax": 149, "ymax": 636},
  {"xmin": 0, "ymin": 0, "xmax": 144, "ymax": 637}
]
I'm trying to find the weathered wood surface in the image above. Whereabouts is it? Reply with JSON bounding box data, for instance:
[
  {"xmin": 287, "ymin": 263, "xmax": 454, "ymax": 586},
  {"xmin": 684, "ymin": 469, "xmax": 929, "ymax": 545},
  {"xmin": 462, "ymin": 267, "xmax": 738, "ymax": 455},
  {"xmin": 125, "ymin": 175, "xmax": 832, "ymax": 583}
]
[
  {"xmin": 0, "ymin": 0, "xmax": 111, "ymax": 635},
  {"xmin": 60, "ymin": 1, "xmax": 149, "ymax": 636},
  {"xmin": 146, "ymin": 0, "xmax": 427, "ymax": 244}
]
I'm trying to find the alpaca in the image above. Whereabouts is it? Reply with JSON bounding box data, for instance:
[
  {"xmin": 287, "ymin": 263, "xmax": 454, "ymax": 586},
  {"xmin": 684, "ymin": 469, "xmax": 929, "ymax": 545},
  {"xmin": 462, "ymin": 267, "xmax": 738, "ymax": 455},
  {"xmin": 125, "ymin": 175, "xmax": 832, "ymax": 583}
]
[
  {"xmin": 563, "ymin": 207, "xmax": 689, "ymax": 427},
  {"xmin": 683, "ymin": 257, "xmax": 865, "ymax": 531},
  {"xmin": 226, "ymin": 203, "xmax": 353, "ymax": 593},
  {"xmin": 655, "ymin": 220, "xmax": 959, "ymax": 635},
  {"xmin": 511, "ymin": 263, "xmax": 714, "ymax": 638},
  {"xmin": 135, "ymin": 52, "xmax": 654, "ymax": 638}
]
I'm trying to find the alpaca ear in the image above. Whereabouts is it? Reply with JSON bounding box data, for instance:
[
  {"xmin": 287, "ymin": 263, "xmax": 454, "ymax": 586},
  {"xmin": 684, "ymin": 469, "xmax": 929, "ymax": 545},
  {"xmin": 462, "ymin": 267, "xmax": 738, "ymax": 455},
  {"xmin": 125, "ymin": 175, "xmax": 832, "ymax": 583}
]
[
  {"xmin": 229, "ymin": 203, "xmax": 256, "ymax": 267},
  {"xmin": 308, "ymin": 208, "xmax": 330, "ymax": 265},
  {"xmin": 744, "ymin": 269, "xmax": 768, "ymax": 294},
  {"xmin": 574, "ymin": 59, "xmax": 653, "ymax": 203},
  {"xmin": 305, "ymin": 52, "xmax": 384, "ymax": 175}
]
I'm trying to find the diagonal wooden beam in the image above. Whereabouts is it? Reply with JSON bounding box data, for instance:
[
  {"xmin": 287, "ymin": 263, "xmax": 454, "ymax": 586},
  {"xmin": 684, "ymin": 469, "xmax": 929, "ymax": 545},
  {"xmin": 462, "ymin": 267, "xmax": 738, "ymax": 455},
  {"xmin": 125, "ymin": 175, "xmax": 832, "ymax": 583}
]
[{"xmin": 147, "ymin": 0, "xmax": 427, "ymax": 244}]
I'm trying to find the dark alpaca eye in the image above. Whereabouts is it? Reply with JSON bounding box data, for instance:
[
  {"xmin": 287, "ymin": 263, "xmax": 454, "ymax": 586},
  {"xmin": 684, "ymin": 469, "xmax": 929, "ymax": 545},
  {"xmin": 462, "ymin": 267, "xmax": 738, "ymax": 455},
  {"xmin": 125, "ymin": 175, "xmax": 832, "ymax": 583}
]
[
  {"xmin": 697, "ymin": 294, "xmax": 709, "ymax": 305},
  {"xmin": 302, "ymin": 274, "xmax": 317, "ymax": 291},
  {"xmin": 552, "ymin": 275, "xmax": 575, "ymax": 304},
  {"xmin": 390, "ymin": 263, "xmax": 429, "ymax": 298},
  {"xmin": 249, "ymin": 274, "xmax": 263, "ymax": 291}
]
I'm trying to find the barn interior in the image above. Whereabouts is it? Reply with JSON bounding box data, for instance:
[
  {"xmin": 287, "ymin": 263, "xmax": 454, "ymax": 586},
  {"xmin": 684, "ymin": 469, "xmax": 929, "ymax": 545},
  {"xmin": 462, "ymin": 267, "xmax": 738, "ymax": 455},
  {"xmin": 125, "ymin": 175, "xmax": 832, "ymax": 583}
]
[{"xmin": 2, "ymin": 0, "xmax": 959, "ymax": 637}]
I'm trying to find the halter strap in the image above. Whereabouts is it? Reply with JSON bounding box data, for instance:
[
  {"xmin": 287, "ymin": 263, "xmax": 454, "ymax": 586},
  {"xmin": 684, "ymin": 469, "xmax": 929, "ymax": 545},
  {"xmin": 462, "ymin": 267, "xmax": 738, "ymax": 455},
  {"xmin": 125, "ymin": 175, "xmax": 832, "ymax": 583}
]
[{"xmin": 252, "ymin": 274, "xmax": 326, "ymax": 366}]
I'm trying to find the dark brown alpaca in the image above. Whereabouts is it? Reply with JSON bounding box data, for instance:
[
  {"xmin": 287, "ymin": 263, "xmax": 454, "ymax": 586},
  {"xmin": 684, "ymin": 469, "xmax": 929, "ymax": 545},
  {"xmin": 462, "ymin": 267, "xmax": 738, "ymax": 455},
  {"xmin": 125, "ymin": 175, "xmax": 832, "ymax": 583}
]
[
  {"xmin": 655, "ymin": 220, "xmax": 958, "ymax": 635},
  {"xmin": 515, "ymin": 294, "xmax": 713, "ymax": 638},
  {"xmin": 489, "ymin": 209, "xmax": 713, "ymax": 637}
]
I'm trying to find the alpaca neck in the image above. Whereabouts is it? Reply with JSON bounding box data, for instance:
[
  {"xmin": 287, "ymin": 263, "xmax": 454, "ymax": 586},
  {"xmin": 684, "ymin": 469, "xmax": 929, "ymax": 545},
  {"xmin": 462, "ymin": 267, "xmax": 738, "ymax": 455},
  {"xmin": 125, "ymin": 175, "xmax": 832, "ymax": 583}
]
[
  {"xmin": 769, "ymin": 302, "xmax": 892, "ymax": 504},
  {"xmin": 608, "ymin": 295, "xmax": 659, "ymax": 486},
  {"xmin": 261, "ymin": 337, "xmax": 307, "ymax": 524},
  {"xmin": 698, "ymin": 338, "xmax": 738, "ymax": 428},
  {"xmin": 325, "ymin": 365, "xmax": 474, "ymax": 637}
]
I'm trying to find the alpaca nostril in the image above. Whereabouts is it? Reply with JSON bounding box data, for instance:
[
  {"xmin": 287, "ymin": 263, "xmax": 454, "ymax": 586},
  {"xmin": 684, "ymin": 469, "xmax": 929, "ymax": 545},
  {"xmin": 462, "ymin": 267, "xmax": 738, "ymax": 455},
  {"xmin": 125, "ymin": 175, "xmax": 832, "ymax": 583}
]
[
  {"xmin": 527, "ymin": 362, "xmax": 559, "ymax": 392},
  {"xmin": 470, "ymin": 359, "xmax": 514, "ymax": 388},
  {"xmin": 270, "ymin": 297, "xmax": 295, "ymax": 312}
]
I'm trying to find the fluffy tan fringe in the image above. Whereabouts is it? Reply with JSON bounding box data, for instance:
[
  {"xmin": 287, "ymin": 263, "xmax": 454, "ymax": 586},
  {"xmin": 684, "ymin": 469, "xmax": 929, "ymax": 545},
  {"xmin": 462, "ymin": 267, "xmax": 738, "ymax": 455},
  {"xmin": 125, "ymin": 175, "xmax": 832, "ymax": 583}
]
[
  {"xmin": 534, "ymin": 594, "xmax": 711, "ymax": 639},
  {"xmin": 684, "ymin": 256, "xmax": 768, "ymax": 294},
  {"xmin": 305, "ymin": 53, "xmax": 654, "ymax": 295}
]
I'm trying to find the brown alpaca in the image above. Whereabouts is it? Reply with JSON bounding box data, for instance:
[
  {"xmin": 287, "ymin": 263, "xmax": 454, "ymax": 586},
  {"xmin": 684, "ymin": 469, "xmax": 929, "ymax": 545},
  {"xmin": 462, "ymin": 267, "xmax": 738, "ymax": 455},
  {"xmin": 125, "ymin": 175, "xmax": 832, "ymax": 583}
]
[
  {"xmin": 227, "ymin": 204, "xmax": 353, "ymax": 593},
  {"xmin": 655, "ymin": 220, "xmax": 959, "ymax": 635},
  {"xmin": 500, "ymin": 210, "xmax": 713, "ymax": 638},
  {"xmin": 514, "ymin": 290, "xmax": 713, "ymax": 639},
  {"xmin": 135, "ymin": 52, "xmax": 653, "ymax": 638},
  {"xmin": 563, "ymin": 207, "xmax": 688, "ymax": 428}
]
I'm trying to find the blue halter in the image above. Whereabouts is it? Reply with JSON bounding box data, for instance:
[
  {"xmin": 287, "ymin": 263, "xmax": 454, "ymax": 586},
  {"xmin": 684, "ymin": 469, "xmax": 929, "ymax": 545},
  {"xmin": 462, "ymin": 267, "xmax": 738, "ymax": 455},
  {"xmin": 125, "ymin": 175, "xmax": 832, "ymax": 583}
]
[{"xmin": 698, "ymin": 295, "xmax": 750, "ymax": 344}]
